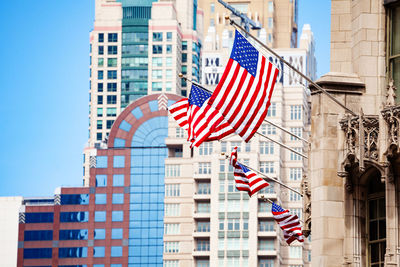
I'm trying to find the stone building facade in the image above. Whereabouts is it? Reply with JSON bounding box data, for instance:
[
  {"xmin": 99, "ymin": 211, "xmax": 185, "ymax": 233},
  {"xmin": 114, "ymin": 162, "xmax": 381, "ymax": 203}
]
[{"xmin": 309, "ymin": 0, "xmax": 400, "ymax": 266}]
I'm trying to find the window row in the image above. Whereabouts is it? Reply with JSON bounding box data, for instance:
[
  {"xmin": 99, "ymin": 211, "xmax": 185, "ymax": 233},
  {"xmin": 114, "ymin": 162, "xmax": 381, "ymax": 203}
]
[
  {"xmin": 152, "ymin": 44, "xmax": 173, "ymax": 54},
  {"xmin": 97, "ymin": 70, "xmax": 117, "ymax": 80},
  {"xmin": 98, "ymin": 33, "xmax": 118, "ymax": 43},
  {"xmin": 24, "ymin": 246, "xmax": 123, "ymax": 259},
  {"xmin": 97, "ymin": 57, "xmax": 117, "ymax": 67},
  {"xmin": 152, "ymin": 32, "xmax": 173, "ymax": 42},
  {"xmin": 98, "ymin": 45, "xmax": 118, "ymax": 55},
  {"xmin": 96, "ymin": 82, "xmax": 117, "ymax": 92},
  {"xmin": 24, "ymin": 228, "xmax": 124, "ymax": 241}
]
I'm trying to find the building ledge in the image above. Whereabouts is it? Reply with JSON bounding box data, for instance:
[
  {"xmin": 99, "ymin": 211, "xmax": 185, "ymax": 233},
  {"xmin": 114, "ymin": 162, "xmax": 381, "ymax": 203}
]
[{"xmin": 310, "ymin": 72, "xmax": 365, "ymax": 95}]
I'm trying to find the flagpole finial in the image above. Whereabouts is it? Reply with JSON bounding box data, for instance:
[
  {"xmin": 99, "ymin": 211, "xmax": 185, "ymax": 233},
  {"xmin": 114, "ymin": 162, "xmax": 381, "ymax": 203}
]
[
  {"xmin": 221, "ymin": 152, "xmax": 226, "ymax": 156},
  {"xmin": 225, "ymin": 15, "xmax": 230, "ymax": 20},
  {"xmin": 178, "ymin": 73, "xmax": 183, "ymax": 78}
]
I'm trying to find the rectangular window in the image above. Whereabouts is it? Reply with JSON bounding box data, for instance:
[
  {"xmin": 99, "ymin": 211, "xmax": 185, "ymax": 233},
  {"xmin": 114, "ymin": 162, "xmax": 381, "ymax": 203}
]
[
  {"xmin": 122, "ymin": 57, "xmax": 148, "ymax": 68},
  {"xmin": 107, "ymin": 70, "xmax": 117, "ymax": 79},
  {"xmin": 23, "ymin": 248, "xmax": 52, "ymax": 259},
  {"xmin": 106, "ymin": 120, "xmax": 114, "ymax": 129},
  {"xmin": 122, "ymin": 32, "xmax": 148, "ymax": 42},
  {"xmin": 98, "ymin": 58, "xmax": 104, "ymax": 67},
  {"xmin": 164, "ymin": 241, "xmax": 179, "ymax": 253},
  {"xmin": 107, "ymin": 58, "xmax": 117, "ymax": 67},
  {"xmin": 267, "ymin": 102, "xmax": 276, "ymax": 117},
  {"xmin": 108, "ymin": 33, "xmax": 118, "ymax": 42},
  {"xmin": 153, "ymin": 32, "xmax": 163, "ymax": 41},
  {"xmin": 175, "ymin": 128, "xmax": 185, "ymax": 138},
  {"xmin": 290, "ymin": 168, "xmax": 302, "ymax": 181},
  {"xmin": 94, "ymin": 211, "xmax": 106, "ymax": 222},
  {"xmin": 164, "ymin": 260, "xmax": 179, "ymax": 267},
  {"xmin": 164, "ymin": 223, "xmax": 180, "ymax": 234},
  {"xmin": 290, "ymin": 190, "xmax": 301, "ymax": 201},
  {"xmin": 93, "ymin": 246, "xmax": 105, "ymax": 258},
  {"xmin": 59, "ymin": 247, "xmax": 88, "ymax": 258},
  {"xmin": 227, "ymin": 238, "xmax": 240, "ymax": 250},
  {"xmin": 98, "ymin": 46, "xmax": 104, "ymax": 55},
  {"xmin": 165, "ymin": 184, "xmax": 180, "ymax": 196},
  {"xmin": 98, "ymin": 70, "xmax": 103, "ymax": 80},
  {"xmin": 290, "ymin": 148, "xmax": 302, "ymax": 161},
  {"xmin": 111, "ymin": 228, "xmax": 123, "ymax": 239},
  {"xmin": 221, "ymin": 141, "xmax": 227, "ymax": 152},
  {"xmin": 260, "ymin": 259, "xmax": 274, "ymax": 267},
  {"xmin": 258, "ymin": 201, "xmax": 272, "ymax": 213},
  {"xmin": 60, "ymin": 212, "xmax": 88, "ymax": 223},
  {"xmin": 166, "ymin": 45, "xmax": 172, "ymax": 54},
  {"xmin": 197, "ymin": 183, "xmax": 211, "ymax": 194},
  {"xmin": 111, "ymin": 246, "xmax": 122, "ymax": 257},
  {"xmin": 60, "ymin": 194, "xmax": 89, "ymax": 205},
  {"xmin": 97, "ymin": 132, "xmax": 102, "ymax": 141},
  {"xmin": 95, "ymin": 193, "xmax": 107, "ymax": 204},
  {"xmin": 182, "ymin": 53, "xmax": 187, "ymax": 62},
  {"xmin": 97, "ymin": 83, "xmax": 103, "ymax": 92},
  {"xmin": 152, "ymin": 69, "xmax": 163, "ymax": 79},
  {"xmin": 107, "ymin": 108, "xmax": 117, "ymax": 117},
  {"xmin": 197, "ymin": 202, "xmax": 210, "ymax": 213},
  {"xmin": 199, "ymin": 143, "xmax": 213, "ymax": 155},
  {"xmin": 107, "ymin": 83, "xmax": 117, "ymax": 92},
  {"xmin": 182, "ymin": 41, "xmax": 187, "ymax": 50},
  {"xmin": 108, "ymin": 46, "xmax": 118, "ymax": 55},
  {"xmin": 260, "ymin": 161, "xmax": 274, "ymax": 174},
  {"xmin": 152, "ymin": 45, "xmax": 162, "ymax": 54},
  {"xmin": 259, "ymin": 220, "xmax": 275, "ymax": 231},
  {"xmin": 197, "ymin": 240, "xmax": 210, "ymax": 251},
  {"xmin": 198, "ymin": 162, "xmax": 211, "ymax": 174},
  {"xmin": 152, "ymin": 57, "xmax": 162, "ymax": 67},
  {"xmin": 290, "ymin": 105, "xmax": 302, "ymax": 120},
  {"xmin": 112, "ymin": 193, "xmax": 124, "ymax": 204},
  {"xmin": 97, "ymin": 95, "xmax": 103, "ymax": 105},
  {"xmin": 94, "ymin": 229, "xmax": 105, "ymax": 239},
  {"xmin": 289, "ymin": 246, "xmax": 303, "ymax": 258},
  {"xmin": 388, "ymin": 5, "xmax": 400, "ymax": 92},
  {"xmin": 166, "ymin": 57, "xmax": 172, "ymax": 67},
  {"xmin": 112, "ymin": 211, "xmax": 123, "ymax": 221},
  {"xmin": 290, "ymin": 127, "xmax": 303, "ymax": 140},
  {"xmin": 98, "ymin": 33, "xmax": 104, "ymax": 42},
  {"xmin": 165, "ymin": 203, "xmax": 180, "ymax": 216},
  {"xmin": 245, "ymin": 142, "xmax": 251, "ymax": 152},
  {"xmin": 166, "ymin": 32, "xmax": 172, "ymax": 41},
  {"xmin": 152, "ymin": 82, "xmax": 162, "ymax": 91},
  {"xmin": 96, "ymin": 120, "xmax": 103, "ymax": 130},
  {"xmin": 97, "ymin": 108, "xmax": 103, "ymax": 117},
  {"xmin": 260, "ymin": 142, "xmax": 274, "ymax": 154},
  {"xmin": 166, "ymin": 69, "xmax": 172, "ymax": 79},
  {"xmin": 197, "ymin": 222, "xmax": 210, "ymax": 232},
  {"xmin": 227, "ymin": 219, "xmax": 240, "ymax": 231},
  {"xmin": 25, "ymin": 212, "xmax": 54, "ymax": 223},
  {"xmin": 259, "ymin": 239, "xmax": 274, "ymax": 251},
  {"xmin": 59, "ymin": 229, "xmax": 88, "ymax": 240},
  {"xmin": 165, "ymin": 164, "xmax": 180, "ymax": 177},
  {"xmin": 268, "ymin": 17, "xmax": 274, "ymax": 28},
  {"xmin": 165, "ymin": 82, "xmax": 172, "ymax": 91},
  {"xmin": 24, "ymin": 230, "xmax": 53, "ymax": 241},
  {"xmin": 113, "ymin": 174, "xmax": 124, "ymax": 186},
  {"xmin": 122, "ymin": 44, "xmax": 147, "ymax": 55},
  {"xmin": 107, "ymin": 95, "xmax": 117, "ymax": 104}
]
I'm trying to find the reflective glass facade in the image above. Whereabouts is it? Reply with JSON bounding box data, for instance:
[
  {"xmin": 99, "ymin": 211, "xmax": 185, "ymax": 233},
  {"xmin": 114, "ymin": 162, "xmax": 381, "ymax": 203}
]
[{"xmin": 129, "ymin": 116, "xmax": 168, "ymax": 266}]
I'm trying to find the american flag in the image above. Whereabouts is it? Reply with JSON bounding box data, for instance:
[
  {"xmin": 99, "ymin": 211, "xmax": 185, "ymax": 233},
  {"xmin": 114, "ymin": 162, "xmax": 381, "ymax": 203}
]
[
  {"xmin": 168, "ymin": 84, "xmax": 235, "ymax": 142},
  {"xmin": 272, "ymin": 202, "xmax": 304, "ymax": 245},
  {"xmin": 191, "ymin": 30, "xmax": 279, "ymax": 147},
  {"xmin": 230, "ymin": 147, "xmax": 269, "ymax": 196}
]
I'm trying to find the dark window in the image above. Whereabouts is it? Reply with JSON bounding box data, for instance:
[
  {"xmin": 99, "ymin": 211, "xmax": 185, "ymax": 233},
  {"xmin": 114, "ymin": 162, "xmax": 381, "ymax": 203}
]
[
  {"xmin": 97, "ymin": 132, "xmax": 102, "ymax": 141},
  {"xmin": 98, "ymin": 70, "xmax": 103, "ymax": 80},
  {"xmin": 60, "ymin": 212, "xmax": 89, "ymax": 223},
  {"xmin": 98, "ymin": 33, "xmax": 104, "ymax": 43},
  {"xmin": 166, "ymin": 45, "xmax": 172, "ymax": 54},
  {"xmin": 107, "ymin": 83, "xmax": 117, "ymax": 92},
  {"xmin": 98, "ymin": 46, "xmax": 104, "ymax": 55},
  {"xmin": 59, "ymin": 229, "xmax": 88, "ymax": 240},
  {"xmin": 387, "ymin": 4, "xmax": 400, "ymax": 98},
  {"xmin": 107, "ymin": 70, "xmax": 117, "ymax": 80},
  {"xmin": 23, "ymin": 248, "xmax": 52, "ymax": 259},
  {"xmin": 108, "ymin": 33, "xmax": 118, "ymax": 42},
  {"xmin": 152, "ymin": 45, "xmax": 162, "ymax": 54},
  {"xmin": 97, "ymin": 120, "xmax": 102, "ymax": 130},
  {"xmin": 24, "ymin": 230, "xmax": 53, "ymax": 241},
  {"xmin": 107, "ymin": 95, "xmax": 117, "ymax": 104},
  {"xmin": 108, "ymin": 46, "xmax": 118, "ymax": 55},
  {"xmin": 25, "ymin": 212, "xmax": 54, "ymax": 223},
  {"xmin": 181, "ymin": 78, "xmax": 187, "ymax": 87},
  {"xmin": 98, "ymin": 83, "xmax": 103, "ymax": 92},
  {"xmin": 107, "ymin": 120, "xmax": 115, "ymax": 129},
  {"xmin": 60, "ymin": 194, "xmax": 89, "ymax": 205},
  {"xmin": 182, "ymin": 53, "xmax": 187, "ymax": 63},
  {"xmin": 59, "ymin": 247, "xmax": 88, "ymax": 258},
  {"xmin": 153, "ymin": 32, "xmax": 163, "ymax": 41},
  {"xmin": 182, "ymin": 41, "xmax": 187, "ymax": 50},
  {"xmin": 166, "ymin": 32, "xmax": 172, "ymax": 41},
  {"xmin": 97, "ymin": 95, "xmax": 103, "ymax": 105}
]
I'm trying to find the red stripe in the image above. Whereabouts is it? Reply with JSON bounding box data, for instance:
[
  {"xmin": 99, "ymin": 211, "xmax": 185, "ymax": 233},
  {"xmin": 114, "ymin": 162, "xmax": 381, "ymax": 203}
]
[
  {"xmin": 210, "ymin": 59, "xmax": 235, "ymax": 102},
  {"xmin": 232, "ymin": 57, "xmax": 267, "ymax": 134},
  {"xmin": 215, "ymin": 63, "xmax": 242, "ymax": 111}
]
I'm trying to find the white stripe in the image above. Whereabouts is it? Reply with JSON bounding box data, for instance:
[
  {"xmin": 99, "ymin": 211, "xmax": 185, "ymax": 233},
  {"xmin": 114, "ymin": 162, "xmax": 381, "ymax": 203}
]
[
  {"xmin": 218, "ymin": 67, "xmax": 247, "ymax": 114},
  {"xmin": 212, "ymin": 61, "xmax": 240, "ymax": 105}
]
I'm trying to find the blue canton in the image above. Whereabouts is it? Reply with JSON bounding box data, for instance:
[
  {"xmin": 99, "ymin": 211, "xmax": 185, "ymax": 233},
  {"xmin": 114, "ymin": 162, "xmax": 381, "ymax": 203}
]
[
  {"xmin": 230, "ymin": 30, "xmax": 259, "ymax": 77},
  {"xmin": 188, "ymin": 84, "xmax": 212, "ymax": 107},
  {"xmin": 272, "ymin": 202, "xmax": 285, "ymax": 212}
]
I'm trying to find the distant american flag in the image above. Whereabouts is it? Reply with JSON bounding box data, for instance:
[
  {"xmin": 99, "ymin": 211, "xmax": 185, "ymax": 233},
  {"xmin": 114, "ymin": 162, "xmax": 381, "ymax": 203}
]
[
  {"xmin": 272, "ymin": 202, "xmax": 304, "ymax": 245},
  {"xmin": 168, "ymin": 84, "xmax": 235, "ymax": 142},
  {"xmin": 230, "ymin": 147, "xmax": 269, "ymax": 196},
  {"xmin": 191, "ymin": 30, "xmax": 279, "ymax": 147}
]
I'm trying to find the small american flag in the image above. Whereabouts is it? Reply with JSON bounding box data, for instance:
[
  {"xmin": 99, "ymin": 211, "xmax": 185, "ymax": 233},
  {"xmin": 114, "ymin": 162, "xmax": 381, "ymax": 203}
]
[
  {"xmin": 272, "ymin": 202, "xmax": 304, "ymax": 245},
  {"xmin": 191, "ymin": 30, "xmax": 279, "ymax": 147},
  {"xmin": 230, "ymin": 147, "xmax": 269, "ymax": 196},
  {"xmin": 168, "ymin": 84, "xmax": 235, "ymax": 142}
]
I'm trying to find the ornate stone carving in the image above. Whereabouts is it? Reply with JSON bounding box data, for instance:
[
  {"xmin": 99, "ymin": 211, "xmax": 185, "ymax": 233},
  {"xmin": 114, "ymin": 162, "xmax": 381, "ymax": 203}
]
[
  {"xmin": 386, "ymin": 79, "xmax": 396, "ymax": 106},
  {"xmin": 382, "ymin": 105, "xmax": 400, "ymax": 157},
  {"xmin": 301, "ymin": 174, "xmax": 311, "ymax": 237},
  {"xmin": 339, "ymin": 113, "xmax": 381, "ymax": 190}
]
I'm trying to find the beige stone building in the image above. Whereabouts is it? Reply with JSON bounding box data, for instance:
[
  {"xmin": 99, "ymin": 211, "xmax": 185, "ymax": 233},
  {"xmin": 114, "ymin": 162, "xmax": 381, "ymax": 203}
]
[{"xmin": 309, "ymin": 0, "xmax": 400, "ymax": 266}]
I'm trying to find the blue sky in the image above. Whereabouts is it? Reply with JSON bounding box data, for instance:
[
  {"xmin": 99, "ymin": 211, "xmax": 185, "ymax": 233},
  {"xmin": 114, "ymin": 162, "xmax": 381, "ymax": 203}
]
[{"xmin": 0, "ymin": 0, "xmax": 330, "ymax": 197}]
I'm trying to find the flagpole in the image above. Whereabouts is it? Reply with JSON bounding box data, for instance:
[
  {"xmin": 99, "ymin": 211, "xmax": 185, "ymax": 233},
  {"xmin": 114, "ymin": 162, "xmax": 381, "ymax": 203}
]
[
  {"xmin": 263, "ymin": 118, "xmax": 309, "ymax": 144},
  {"xmin": 256, "ymin": 132, "xmax": 308, "ymax": 159},
  {"xmin": 221, "ymin": 153, "xmax": 303, "ymax": 197},
  {"xmin": 226, "ymin": 17, "xmax": 357, "ymax": 116}
]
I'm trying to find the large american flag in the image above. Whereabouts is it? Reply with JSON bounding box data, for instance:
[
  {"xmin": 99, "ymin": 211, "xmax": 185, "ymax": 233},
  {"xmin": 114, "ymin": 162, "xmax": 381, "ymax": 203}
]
[
  {"xmin": 168, "ymin": 84, "xmax": 235, "ymax": 142},
  {"xmin": 191, "ymin": 30, "xmax": 279, "ymax": 147},
  {"xmin": 230, "ymin": 147, "xmax": 269, "ymax": 196},
  {"xmin": 272, "ymin": 202, "xmax": 304, "ymax": 245}
]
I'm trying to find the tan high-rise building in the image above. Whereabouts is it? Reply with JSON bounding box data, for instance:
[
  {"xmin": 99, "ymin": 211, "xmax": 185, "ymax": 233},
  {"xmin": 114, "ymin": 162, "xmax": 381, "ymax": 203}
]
[
  {"xmin": 198, "ymin": 0, "xmax": 298, "ymax": 49},
  {"xmin": 308, "ymin": 0, "xmax": 400, "ymax": 266}
]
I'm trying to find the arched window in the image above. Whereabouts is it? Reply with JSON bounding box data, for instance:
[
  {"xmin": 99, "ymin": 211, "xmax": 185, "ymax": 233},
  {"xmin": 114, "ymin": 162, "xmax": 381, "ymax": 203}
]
[{"xmin": 367, "ymin": 174, "xmax": 386, "ymax": 266}]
